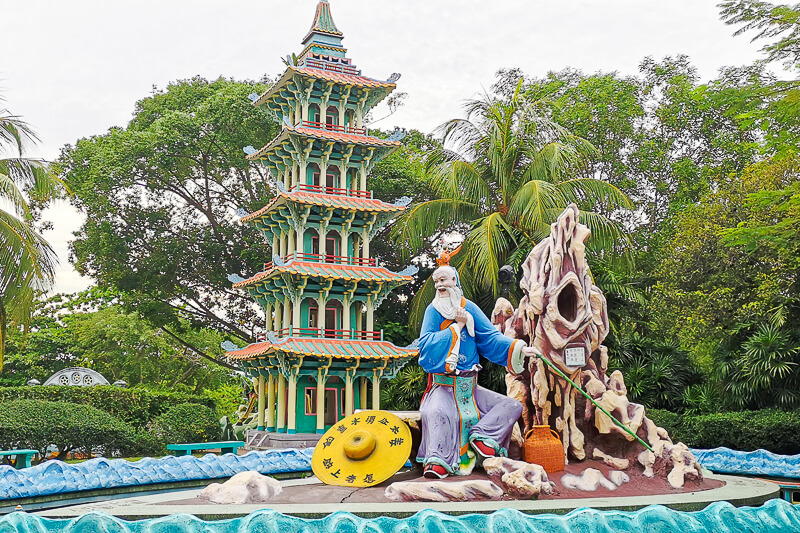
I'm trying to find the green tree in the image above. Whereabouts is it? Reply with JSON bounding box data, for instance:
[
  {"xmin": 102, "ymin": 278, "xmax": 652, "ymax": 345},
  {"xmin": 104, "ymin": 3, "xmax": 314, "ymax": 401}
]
[
  {"xmin": 3, "ymin": 288, "xmax": 235, "ymax": 391},
  {"xmin": 59, "ymin": 77, "xmax": 278, "ymax": 358},
  {"xmin": 0, "ymin": 97, "xmax": 64, "ymax": 371},
  {"xmin": 719, "ymin": 0, "xmax": 800, "ymax": 70},
  {"xmin": 393, "ymin": 83, "xmax": 632, "ymax": 326}
]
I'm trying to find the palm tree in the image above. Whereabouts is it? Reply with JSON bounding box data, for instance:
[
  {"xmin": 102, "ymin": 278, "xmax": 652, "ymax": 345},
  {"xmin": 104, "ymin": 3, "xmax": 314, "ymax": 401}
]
[
  {"xmin": 0, "ymin": 98, "xmax": 64, "ymax": 371},
  {"xmin": 393, "ymin": 83, "xmax": 633, "ymax": 326}
]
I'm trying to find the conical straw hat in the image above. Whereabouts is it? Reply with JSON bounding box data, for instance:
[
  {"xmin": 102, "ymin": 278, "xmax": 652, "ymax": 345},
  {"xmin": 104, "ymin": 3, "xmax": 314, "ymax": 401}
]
[{"xmin": 312, "ymin": 410, "xmax": 411, "ymax": 487}]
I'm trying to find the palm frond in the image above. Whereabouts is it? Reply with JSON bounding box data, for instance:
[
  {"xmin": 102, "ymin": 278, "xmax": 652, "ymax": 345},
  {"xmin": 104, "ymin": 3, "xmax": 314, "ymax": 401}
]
[
  {"xmin": 0, "ymin": 157, "xmax": 66, "ymax": 201},
  {"xmin": 390, "ymin": 198, "xmax": 480, "ymax": 256},
  {"xmin": 507, "ymin": 179, "xmax": 565, "ymax": 233},
  {"xmin": 557, "ymin": 177, "xmax": 634, "ymax": 211},
  {"xmin": 0, "ymin": 171, "xmax": 31, "ymax": 219},
  {"xmin": 577, "ymin": 210, "xmax": 633, "ymax": 257},
  {"xmin": 524, "ymin": 140, "xmax": 592, "ymax": 184},
  {"xmin": 0, "ymin": 209, "xmax": 58, "ymax": 290},
  {"xmin": 0, "ymin": 113, "xmax": 39, "ymax": 154},
  {"xmin": 425, "ymin": 158, "xmax": 494, "ymax": 206},
  {"xmin": 462, "ymin": 213, "xmax": 519, "ymax": 293},
  {"xmin": 408, "ymin": 274, "xmax": 436, "ymax": 332}
]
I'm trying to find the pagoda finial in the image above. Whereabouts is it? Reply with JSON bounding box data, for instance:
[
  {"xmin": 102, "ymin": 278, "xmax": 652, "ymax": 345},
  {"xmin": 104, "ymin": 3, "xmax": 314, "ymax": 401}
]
[{"xmin": 304, "ymin": 0, "xmax": 342, "ymax": 42}]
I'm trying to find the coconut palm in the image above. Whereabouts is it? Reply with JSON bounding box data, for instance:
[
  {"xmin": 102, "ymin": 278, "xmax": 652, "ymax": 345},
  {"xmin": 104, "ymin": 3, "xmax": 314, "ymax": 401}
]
[
  {"xmin": 393, "ymin": 83, "xmax": 633, "ymax": 327},
  {"xmin": 0, "ymin": 99, "xmax": 64, "ymax": 371}
]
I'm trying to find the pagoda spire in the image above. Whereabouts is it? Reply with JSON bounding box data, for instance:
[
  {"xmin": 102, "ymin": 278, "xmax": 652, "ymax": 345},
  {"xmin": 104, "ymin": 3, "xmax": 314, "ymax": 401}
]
[{"xmin": 303, "ymin": 0, "xmax": 343, "ymax": 45}]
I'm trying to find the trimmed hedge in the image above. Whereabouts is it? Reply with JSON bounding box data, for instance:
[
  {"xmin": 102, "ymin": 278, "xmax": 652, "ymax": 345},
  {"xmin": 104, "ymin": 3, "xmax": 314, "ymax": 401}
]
[
  {"xmin": 0, "ymin": 399, "xmax": 140, "ymax": 459},
  {"xmin": 649, "ymin": 408, "xmax": 800, "ymax": 455},
  {"xmin": 0, "ymin": 387, "xmax": 216, "ymax": 429},
  {"xmin": 151, "ymin": 403, "xmax": 220, "ymax": 445}
]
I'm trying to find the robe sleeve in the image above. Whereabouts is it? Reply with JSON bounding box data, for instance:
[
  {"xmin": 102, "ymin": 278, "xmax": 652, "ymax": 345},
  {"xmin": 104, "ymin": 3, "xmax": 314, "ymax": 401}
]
[
  {"xmin": 468, "ymin": 301, "xmax": 516, "ymax": 367},
  {"xmin": 418, "ymin": 304, "xmax": 458, "ymax": 374}
]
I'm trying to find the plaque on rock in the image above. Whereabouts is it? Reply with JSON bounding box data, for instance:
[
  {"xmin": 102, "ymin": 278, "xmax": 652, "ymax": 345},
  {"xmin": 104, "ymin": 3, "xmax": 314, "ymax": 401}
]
[{"xmin": 564, "ymin": 345, "xmax": 587, "ymax": 367}]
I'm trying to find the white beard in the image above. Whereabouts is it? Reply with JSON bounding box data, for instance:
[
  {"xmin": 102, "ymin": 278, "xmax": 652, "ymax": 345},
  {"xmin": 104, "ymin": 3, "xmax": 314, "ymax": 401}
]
[{"xmin": 432, "ymin": 287, "xmax": 475, "ymax": 337}]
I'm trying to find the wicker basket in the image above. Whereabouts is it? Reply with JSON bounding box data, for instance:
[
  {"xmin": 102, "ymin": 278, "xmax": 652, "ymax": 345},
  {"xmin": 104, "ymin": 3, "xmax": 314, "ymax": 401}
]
[{"xmin": 523, "ymin": 425, "xmax": 565, "ymax": 473}]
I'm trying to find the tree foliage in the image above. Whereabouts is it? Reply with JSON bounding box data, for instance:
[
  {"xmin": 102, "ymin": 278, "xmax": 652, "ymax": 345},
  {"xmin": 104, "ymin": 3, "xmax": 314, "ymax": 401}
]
[
  {"xmin": 2, "ymin": 288, "xmax": 235, "ymax": 392},
  {"xmin": 393, "ymin": 84, "xmax": 632, "ymax": 327},
  {"xmin": 0, "ymin": 96, "xmax": 65, "ymax": 371},
  {"xmin": 59, "ymin": 77, "xmax": 279, "ymax": 357}
]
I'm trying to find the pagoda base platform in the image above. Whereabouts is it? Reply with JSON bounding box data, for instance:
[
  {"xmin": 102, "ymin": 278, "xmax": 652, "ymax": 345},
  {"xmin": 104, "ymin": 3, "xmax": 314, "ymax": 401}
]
[{"xmin": 245, "ymin": 429, "xmax": 322, "ymax": 451}]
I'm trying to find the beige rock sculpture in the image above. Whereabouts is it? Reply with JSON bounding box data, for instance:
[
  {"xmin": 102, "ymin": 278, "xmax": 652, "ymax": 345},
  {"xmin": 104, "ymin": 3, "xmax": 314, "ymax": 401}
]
[
  {"xmin": 503, "ymin": 204, "xmax": 703, "ymax": 489},
  {"xmin": 198, "ymin": 471, "xmax": 282, "ymax": 504},
  {"xmin": 385, "ymin": 479, "xmax": 504, "ymax": 502},
  {"xmin": 483, "ymin": 457, "xmax": 555, "ymax": 499},
  {"xmin": 561, "ymin": 468, "xmax": 629, "ymax": 491}
]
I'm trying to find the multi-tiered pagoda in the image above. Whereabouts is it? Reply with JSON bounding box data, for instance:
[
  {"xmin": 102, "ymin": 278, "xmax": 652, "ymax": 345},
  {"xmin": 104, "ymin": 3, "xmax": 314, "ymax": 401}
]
[{"xmin": 226, "ymin": 0, "xmax": 418, "ymax": 441}]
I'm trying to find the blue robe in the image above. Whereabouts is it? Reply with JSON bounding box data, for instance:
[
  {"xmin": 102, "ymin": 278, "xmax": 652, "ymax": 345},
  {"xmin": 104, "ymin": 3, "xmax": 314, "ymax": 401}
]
[
  {"xmin": 416, "ymin": 298, "xmax": 523, "ymax": 473},
  {"xmin": 418, "ymin": 299, "xmax": 516, "ymax": 373}
]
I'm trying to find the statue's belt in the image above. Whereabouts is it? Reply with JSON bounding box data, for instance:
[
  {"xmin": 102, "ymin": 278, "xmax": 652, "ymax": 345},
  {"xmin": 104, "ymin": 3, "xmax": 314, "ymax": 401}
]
[
  {"xmin": 432, "ymin": 373, "xmax": 474, "ymax": 387},
  {"xmin": 431, "ymin": 373, "xmax": 479, "ymax": 455}
]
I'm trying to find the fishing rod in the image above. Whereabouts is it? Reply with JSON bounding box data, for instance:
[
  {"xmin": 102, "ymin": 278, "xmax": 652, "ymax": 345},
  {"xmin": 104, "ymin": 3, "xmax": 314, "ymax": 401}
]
[{"xmin": 532, "ymin": 352, "xmax": 654, "ymax": 453}]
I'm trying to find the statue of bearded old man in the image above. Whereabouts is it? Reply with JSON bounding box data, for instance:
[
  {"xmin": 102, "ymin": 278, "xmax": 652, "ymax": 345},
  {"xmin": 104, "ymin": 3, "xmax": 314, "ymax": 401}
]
[{"xmin": 416, "ymin": 252, "xmax": 527, "ymax": 479}]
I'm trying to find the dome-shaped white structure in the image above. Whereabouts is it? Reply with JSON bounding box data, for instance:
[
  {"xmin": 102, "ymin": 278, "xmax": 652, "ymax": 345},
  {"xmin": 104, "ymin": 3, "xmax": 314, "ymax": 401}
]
[{"xmin": 42, "ymin": 367, "xmax": 110, "ymax": 387}]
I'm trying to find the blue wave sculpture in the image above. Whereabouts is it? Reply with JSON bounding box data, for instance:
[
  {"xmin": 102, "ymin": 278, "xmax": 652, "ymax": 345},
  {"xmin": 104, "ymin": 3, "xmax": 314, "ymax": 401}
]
[
  {"xmin": 1, "ymin": 499, "xmax": 799, "ymax": 532},
  {"xmin": 692, "ymin": 447, "xmax": 800, "ymax": 478},
  {"xmin": 0, "ymin": 448, "xmax": 313, "ymax": 500}
]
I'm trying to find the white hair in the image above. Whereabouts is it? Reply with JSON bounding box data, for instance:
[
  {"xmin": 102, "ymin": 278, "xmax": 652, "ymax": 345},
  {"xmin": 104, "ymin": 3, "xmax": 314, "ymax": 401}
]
[{"xmin": 432, "ymin": 265, "xmax": 458, "ymax": 282}]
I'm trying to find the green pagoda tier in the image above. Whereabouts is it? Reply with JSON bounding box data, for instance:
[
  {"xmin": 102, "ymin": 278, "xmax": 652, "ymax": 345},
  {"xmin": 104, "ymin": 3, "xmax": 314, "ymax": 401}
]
[{"xmin": 226, "ymin": 0, "xmax": 418, "ymax": 438}]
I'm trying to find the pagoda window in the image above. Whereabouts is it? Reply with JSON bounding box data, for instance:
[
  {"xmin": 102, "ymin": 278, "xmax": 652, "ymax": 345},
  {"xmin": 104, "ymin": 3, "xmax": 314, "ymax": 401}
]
[
  {"xmin": 308, "ymin": 301, "xmax": 342, "ymax": 338},
  {"xmin": 310, "ymin": 233, "xmax": 339, "ymax": 260},
  {"xmin": 304, "ymin": 387, "xmax": 339, "ymax": 425},
  {"xmin": 308, "ymin": 163, "xmax": 321, "ymax": 187},
  {"xmin": 326, "ymin": 106, "xmax": 339, "ymax": 126},
  {"xmin": 347, "ymin": 167, "xmax": 357, "ymax": 190},
  {"xmin": 306, "ymin": 228, "xmax": 320, "ymax": 255},
  {"xmin": 309, "ymin": 104, "xmax": 320, "ymax": 125},
  {"xmin": 345, "ymin": 109, "xmax": 355, "ymax": 130},
  {"xmin": 325, "ymin": 166, "xmax": 340, "ymax": 192}
]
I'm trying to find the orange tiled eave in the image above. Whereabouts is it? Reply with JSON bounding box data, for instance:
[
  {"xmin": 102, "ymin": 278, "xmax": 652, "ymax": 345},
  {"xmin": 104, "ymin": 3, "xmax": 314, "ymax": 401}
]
[
  {"xmin": 232, "ymin": 261, "xmax": 413, "ymax": 289},
  {"xmin": 225, "ymin": 338, "xmax": 418, "ymax": 360},
  {"xmin": 246, "ymin": 126, "xmax": 400, "ymax": 162},
  {"xmin": 254, "ymin": 66, "xmax": 395, "ymax": 108},
  {"xmin": 240, "ymin": 191, "xmax": 405, "ymax": 223}
]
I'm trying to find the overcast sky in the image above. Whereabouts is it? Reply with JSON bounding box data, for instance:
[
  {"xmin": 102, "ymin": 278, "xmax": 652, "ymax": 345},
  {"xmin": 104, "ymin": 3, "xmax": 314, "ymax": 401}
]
[{"xmin": 3, "ymin": 0, "xmax": 764, "ymax": 294}]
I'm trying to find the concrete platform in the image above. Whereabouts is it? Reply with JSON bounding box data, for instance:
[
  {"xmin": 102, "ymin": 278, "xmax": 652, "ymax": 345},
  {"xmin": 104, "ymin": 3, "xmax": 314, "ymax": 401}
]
[
  {"xmin": 246, "ymin": 430, "xmax": 321, "ymax": 450},
  {"xmin": 34, "ymin": 473, "xmax": 778, "ymax": 520}
]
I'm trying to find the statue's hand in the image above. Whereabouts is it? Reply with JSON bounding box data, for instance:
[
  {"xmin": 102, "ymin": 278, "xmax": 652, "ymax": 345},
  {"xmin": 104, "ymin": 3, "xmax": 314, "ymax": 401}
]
[
  {"xmin": 507, "ymin": 340, "xmax": 529, "ymax": 375},
  {"xmin": 454, "ymin": 307, "xmax": 468, "ymax": 326}
]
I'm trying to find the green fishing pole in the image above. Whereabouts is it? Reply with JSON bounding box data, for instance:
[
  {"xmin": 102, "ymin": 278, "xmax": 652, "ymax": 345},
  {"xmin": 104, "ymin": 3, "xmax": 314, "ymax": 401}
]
[{"xmin": 532, "ymin": 353, "xmax": 654, "ymax": 453}]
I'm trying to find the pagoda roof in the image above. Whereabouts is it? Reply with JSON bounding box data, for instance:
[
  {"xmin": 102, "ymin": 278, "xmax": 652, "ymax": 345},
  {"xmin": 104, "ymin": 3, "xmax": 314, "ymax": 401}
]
[
  {"xmin": 253, "ymin": 66, "xmax": 395, "ymax": 108},
  {"xmin": 304, "ymin": 0, "xmax": 342, "ymax": 42},
  {"xmin": 226, "ymin": 337, "xmax": 417, "ymax": 361},
  {"xmin": 247, "ymin": 124, "xmax": 399, "ymax": 161},
  {"xmin": 241, "ymin": 189, "xmax": 405, "ymax": 223},
  {"xmin": 233, "ymin": 261, "xmax": 413, "ymax": 289}
]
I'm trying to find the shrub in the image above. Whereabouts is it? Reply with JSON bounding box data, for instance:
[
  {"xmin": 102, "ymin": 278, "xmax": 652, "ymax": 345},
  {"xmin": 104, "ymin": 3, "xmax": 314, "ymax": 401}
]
[
  {"xmin": 0, "ymin": 399, "xmax": 139, "ymax": 459},
  {"xmin": 151, "ymin": 403, "xmax": 220, "ymax": 445},
  {"xmin": 648, "ymin": 408, "xmax": 800, "ymax": 455},
  {"xmin": 0, "ymin": 386, "xmax": 216, "ymax": 429}
]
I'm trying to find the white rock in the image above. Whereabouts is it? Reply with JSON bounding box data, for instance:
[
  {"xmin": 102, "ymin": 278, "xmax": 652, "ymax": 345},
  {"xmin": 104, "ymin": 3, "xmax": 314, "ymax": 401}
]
[
  {"xmin": 560, "ymin": 468, "xmax": 618, "ymax": 491},
  {"xmin": 483, "ymin": 457, "xmax": 555, "ymax": 498},
  {"xmin": 608, "ymin": 470, "xmax": 630, "ymax": 486},
  {"xmin": 385, "ymin": 480, "xmax": 504, "ymax": 502},
  {"xmin": 198, "ymin": 471, "xmax": 282, "ymax": 504},
  {"xmin": 592, "ymin": 448, "xmax": 630, "ymax": 470}
]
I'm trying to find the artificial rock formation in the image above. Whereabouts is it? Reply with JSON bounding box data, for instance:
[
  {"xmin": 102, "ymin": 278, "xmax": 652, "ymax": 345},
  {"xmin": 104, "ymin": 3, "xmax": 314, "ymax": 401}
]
[
  {"xmin": 385, "ymin": 479, "xmax": 504, "ymax": 502},
  {"xmin": 198, "ymin": 471, "xmax": 282, "ymax": 504},
  {"xmin": 483, "ymin": 457, "xmax": 555, "ymax": 499},
  {"xmin": 561, "ymin": 468, "xmax": 629, "ymax": 492},
  {"xmin": 502, "ymin": 205, "xmax": 702, "ymax": 489}
]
